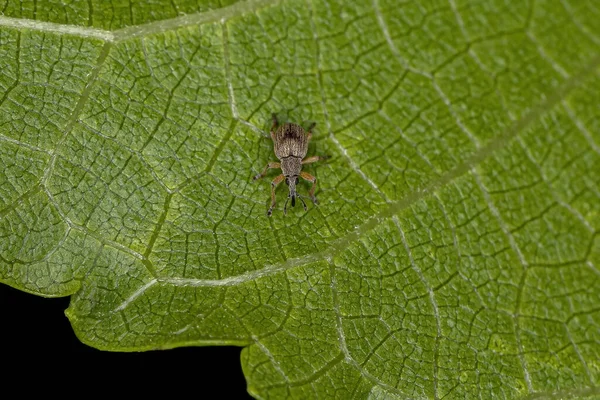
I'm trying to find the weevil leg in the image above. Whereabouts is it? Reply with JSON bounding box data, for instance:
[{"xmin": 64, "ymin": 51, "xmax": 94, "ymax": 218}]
[
  {"xmin": 253, "ymin": 161, "xmax": 281, "ymax": 181},
  {"xmin": 300, "ymin": 171, "xmax": 318, "ymax": 204},
  {"xmin": 270, "ymin": 113, "xmax": 278, "ymax": 141},
  {"xmin": 267, "ymin": 174, "xmax": 285, "ymax": 216},
  {"xmin": 306, "ymin": 122, "xmax": 316, "ymax": 142},
  {"xmin": 301, "ymin": 155, "xmax": 327, "ymax": 165}
]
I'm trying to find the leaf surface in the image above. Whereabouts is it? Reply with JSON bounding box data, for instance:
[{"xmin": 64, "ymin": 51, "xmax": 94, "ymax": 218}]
[{"xmin": 1, "ymin": 0, "xmax": 599, "ymax": 398}]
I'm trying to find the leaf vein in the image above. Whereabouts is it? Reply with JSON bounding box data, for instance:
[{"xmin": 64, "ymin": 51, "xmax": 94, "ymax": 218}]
[
  {"xmin": 112, "ymin": 0, "xmax": 279, "ymax": 42},
  {"xmin": 42, "ymin": 41, "xmax": 112, "ymax": 186},
  {"xmin": 472, "ymin": 171, "xmax": 533, "ymax": 392},
  {"xmin": 394, "ymin": 215, "xmax": 441, "ymax": 399},
  {"xmin": 0, "ymin": 15, "xmax": 113, "ymax": 40}
]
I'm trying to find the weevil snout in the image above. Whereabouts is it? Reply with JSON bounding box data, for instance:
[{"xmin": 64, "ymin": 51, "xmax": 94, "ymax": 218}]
[{"xmin": 283, "ymin": 176, "xmax": 307, "ymax": 214}]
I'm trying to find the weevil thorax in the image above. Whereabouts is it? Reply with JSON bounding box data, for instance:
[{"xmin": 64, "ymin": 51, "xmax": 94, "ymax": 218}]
[{"xmin": 281, "ymin": 157, "xmax": 302, "ymax": 177}]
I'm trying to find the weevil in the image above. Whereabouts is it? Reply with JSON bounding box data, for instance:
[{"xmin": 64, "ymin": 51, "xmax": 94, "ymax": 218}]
[{"xmin": 253, "ymin": 114, "xmax": 326, "ymax": 216}]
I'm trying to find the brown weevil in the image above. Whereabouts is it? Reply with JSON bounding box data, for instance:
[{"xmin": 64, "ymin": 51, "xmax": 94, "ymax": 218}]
[{"xmin": 253, "ymin": 114, "xmax": 326, "ymax": 216}]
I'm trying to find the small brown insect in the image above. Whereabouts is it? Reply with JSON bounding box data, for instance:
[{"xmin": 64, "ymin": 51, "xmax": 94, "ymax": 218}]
[{"xmin": 253, "ymin": 114, "xmax": 326, "ymax": 216}]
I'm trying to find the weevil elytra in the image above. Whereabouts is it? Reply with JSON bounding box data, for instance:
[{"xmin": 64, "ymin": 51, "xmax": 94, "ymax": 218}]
[{"xmin": 253, "ymin": 114, "xmax": 326, "ymax": 216}]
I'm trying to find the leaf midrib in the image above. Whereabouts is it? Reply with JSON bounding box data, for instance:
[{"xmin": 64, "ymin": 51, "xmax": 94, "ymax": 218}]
[{"xmin": 0, "ymin": 0, "xmax": 277, "ymax": 42}]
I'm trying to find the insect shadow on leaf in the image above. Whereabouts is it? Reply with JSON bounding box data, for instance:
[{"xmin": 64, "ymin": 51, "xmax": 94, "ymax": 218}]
[{"xmin": 253, "ymin": 114, "xmax": 327, "ymax": 216}]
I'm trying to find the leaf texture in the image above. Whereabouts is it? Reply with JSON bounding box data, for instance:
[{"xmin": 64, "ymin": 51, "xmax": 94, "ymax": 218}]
[{"xmin": 1, "ymin": 0, "xmax": 599, "ymax": 398}]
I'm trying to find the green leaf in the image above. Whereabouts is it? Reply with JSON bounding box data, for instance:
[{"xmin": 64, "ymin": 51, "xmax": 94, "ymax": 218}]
[{"xmin": 1, "ymin": 0, "xmax": 599, "ymax": 398}]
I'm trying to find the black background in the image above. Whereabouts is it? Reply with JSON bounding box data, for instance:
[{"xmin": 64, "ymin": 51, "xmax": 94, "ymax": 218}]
[{"xmin": 0, "ymin": 283, "xmax": 253, "ymax": 397}]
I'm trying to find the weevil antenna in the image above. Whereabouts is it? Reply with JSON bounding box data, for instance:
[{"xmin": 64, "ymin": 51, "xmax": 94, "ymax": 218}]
[
  {"xmin": 298, "ymin": 195, "xmax": 307, "ymax": 211},
  {"xmin": 283, "ymin": 195, "xmax": 290, "ymax": 215}
]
